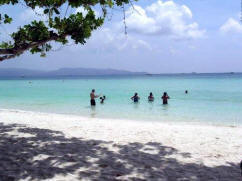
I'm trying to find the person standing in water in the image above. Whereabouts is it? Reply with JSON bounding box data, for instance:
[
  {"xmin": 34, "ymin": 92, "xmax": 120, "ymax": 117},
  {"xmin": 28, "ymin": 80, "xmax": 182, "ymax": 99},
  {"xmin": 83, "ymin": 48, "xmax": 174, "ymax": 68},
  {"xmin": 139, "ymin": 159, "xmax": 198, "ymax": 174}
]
[
  {"xmin": 131, "ymin": 93, "xmax": 140, "ymax": 103},
  {"xmin": 185, "ymin": 90, "xmax": 188, "ymax": 94},
  {"xmin": 161, "ymin": 92, "xmax": 170, "ymax": 105},
  {"xmin": 148, "ymin": 92, "xmax": 154, "ymax": 102},
  {"xmin": 90, "ymin": 89, "xmax": 100, "ymax": 106}
]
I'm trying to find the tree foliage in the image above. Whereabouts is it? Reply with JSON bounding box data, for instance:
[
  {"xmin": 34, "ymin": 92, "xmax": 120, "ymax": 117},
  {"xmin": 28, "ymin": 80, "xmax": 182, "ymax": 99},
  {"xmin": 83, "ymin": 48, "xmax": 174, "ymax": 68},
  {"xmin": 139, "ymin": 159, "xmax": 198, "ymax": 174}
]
[{"xmin": 0, "ymin": 0, "xmax": 135, "ymax": 61}]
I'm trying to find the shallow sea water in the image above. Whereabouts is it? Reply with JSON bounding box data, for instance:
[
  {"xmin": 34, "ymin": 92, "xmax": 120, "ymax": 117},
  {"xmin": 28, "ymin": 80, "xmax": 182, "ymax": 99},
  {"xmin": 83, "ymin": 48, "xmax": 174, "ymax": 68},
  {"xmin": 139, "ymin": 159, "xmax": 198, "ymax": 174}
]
[{"xmin": 0, "ymin": 74, "xmax": 241, "ymax": 126}]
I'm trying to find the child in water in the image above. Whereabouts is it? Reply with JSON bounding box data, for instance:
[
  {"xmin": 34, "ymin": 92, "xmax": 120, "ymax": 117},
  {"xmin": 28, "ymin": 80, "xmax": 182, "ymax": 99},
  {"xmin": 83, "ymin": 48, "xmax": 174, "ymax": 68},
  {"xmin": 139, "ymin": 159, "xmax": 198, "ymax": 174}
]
[
  {"xmin": 100, "ymin": 96, "xmax": 106, "ymax": 104},
  {"xmin": 162, "ymin": 92, "xmax": 170, "ymax": 105}
]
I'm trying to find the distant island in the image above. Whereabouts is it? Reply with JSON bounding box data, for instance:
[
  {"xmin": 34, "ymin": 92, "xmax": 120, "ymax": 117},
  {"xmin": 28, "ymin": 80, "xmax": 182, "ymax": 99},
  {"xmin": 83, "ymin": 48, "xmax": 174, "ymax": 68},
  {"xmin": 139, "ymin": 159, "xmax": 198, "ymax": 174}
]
[
  {"xmin": 0, "ymin": 68, "xmax": 147, "ymax": 77},
  {"xmin": 0, "ymin": 68, "xmax": 240, "ymax": 78}
]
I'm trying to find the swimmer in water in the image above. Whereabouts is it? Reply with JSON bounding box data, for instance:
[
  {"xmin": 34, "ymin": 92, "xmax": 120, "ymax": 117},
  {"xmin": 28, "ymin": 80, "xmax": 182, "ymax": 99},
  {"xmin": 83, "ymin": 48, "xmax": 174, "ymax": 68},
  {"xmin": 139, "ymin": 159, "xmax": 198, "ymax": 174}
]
[
  {"xmin": 161, "ymin": 92, "xmax": 170, "ymax": 105},
  {"xmin": 131, "ymin": 93, "xmax": 140, "ymax": 103},
  {"xmin": 100, "ymin": 95, "xmax": 106, "ymax": 104},
  {"xmin": 148, "ymin": 92, "xmax": 154, "ymax": 102}
]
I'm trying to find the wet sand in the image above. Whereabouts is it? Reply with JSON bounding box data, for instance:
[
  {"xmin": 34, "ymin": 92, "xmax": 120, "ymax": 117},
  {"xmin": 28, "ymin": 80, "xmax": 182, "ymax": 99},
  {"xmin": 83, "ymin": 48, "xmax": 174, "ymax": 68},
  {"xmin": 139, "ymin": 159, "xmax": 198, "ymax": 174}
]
[{"xmin": 0, "ymin": 109, "xmax": 241, "ymax": 180}]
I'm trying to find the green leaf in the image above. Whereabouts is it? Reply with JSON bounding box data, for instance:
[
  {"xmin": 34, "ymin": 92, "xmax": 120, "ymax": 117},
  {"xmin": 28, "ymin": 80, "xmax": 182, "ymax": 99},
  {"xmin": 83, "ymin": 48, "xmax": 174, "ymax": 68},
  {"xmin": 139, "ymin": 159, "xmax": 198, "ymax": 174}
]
[
  {"xmin": 3, "ymin": 14, "xmax": 12, "ymax": 24},
  {"xmin": 44, "ymin": 9, "xmax": 49, "ymax": 14}
]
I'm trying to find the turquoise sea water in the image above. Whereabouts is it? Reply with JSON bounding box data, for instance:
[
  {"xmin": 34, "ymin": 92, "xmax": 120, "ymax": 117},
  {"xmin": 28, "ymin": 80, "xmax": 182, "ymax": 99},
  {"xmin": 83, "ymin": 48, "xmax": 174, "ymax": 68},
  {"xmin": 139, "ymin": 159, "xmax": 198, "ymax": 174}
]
[{"xmin": 0, "ymin": 74, "xmax": 242, "ymax": 126}]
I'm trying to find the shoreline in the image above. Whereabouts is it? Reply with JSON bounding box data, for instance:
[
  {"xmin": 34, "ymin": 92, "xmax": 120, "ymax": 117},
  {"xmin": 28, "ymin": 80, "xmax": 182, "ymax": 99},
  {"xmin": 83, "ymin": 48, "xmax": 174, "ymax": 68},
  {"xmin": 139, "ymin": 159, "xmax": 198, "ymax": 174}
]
[
  {"xmin": 0, "ymin": 108, "xmax": 241, "ymax": 128},
  {"xmin": 0, "ymin": 109, "xmax": 241, "ymax": 180}
]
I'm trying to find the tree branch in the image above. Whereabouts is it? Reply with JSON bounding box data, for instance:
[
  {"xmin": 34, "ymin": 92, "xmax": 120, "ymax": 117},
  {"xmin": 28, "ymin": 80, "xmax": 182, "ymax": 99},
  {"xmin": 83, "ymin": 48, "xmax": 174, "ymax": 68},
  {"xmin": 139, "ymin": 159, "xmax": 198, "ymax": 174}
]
[{"xmin": 0, "ymin": 33, "xmax": 67, "ymax": 61}]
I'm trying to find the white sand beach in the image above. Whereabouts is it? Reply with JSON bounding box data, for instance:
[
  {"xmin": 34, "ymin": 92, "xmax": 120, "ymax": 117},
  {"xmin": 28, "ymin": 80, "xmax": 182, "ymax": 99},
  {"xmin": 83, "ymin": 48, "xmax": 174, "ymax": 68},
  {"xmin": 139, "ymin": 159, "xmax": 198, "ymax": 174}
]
[{"xmin": 0, "ymin": 109, "xmax": 241, "ymax": 180}]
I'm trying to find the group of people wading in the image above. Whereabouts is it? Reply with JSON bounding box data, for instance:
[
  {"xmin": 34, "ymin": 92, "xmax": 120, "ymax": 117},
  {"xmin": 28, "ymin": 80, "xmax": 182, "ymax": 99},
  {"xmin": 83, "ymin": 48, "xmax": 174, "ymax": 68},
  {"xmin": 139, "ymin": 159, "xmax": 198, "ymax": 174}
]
[
  {"xmin": 89, "ymin": 89, "xmax": 182, "ymax": 106},
  {"xmin": 131, "ymin": 92, "xmax": 170, "ymax": 105}
]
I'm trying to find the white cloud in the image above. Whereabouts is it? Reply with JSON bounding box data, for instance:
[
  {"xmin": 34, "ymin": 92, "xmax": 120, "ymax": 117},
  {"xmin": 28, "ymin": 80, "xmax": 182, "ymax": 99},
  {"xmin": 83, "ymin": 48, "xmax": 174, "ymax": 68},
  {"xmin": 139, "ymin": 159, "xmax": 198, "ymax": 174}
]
[
  {"xmin": 220, "ymin": 18, "xmax": 242, "ymax": 34},
  {"xmin": 125, "ymin": 0, "xmax": 205, "ymax": 39},
  {"xmin": 70, "ymin": 27, "xmax": 152, "ymax": 52},
  {"xmin": 75, "ymin": 7, "xmax": 88, "ymax": 16}
]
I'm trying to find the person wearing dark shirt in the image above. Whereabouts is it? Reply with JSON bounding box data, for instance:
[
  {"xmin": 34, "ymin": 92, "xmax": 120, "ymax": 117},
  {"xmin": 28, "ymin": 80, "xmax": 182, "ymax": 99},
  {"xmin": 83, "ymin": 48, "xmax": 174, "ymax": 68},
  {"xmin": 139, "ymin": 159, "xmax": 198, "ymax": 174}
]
[
  {"xmin": 131, "ymin": 93, "xmax": 140, "ymax": 103},
  {"xmin": 162, "ymin": 92, "xmax": 170, "ymax": 105}
]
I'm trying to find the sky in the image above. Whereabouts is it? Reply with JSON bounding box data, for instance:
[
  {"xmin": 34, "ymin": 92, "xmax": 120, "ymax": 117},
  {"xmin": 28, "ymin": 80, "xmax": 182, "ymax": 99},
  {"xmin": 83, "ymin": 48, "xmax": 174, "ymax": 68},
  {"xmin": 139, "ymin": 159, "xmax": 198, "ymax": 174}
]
[{"xmin": 0, "ymin": 0, "xmax": 242, "ymax": 73}]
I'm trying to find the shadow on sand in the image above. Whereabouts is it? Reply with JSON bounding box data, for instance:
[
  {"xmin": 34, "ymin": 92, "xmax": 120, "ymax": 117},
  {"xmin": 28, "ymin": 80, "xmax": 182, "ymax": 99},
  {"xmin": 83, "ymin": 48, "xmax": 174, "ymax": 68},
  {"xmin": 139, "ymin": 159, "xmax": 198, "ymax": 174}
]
[{"xmin": 0, "ymin": 123, "xmax": 240, "ymax": 181}]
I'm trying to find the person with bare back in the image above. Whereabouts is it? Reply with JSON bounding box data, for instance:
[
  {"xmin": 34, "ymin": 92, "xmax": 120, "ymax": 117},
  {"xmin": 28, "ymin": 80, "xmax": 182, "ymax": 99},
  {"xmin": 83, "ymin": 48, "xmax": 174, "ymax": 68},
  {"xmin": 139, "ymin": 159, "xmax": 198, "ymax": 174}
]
[{"xmin": 90, "ymin": 89, "xmax": 100, "ymax": 106}]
